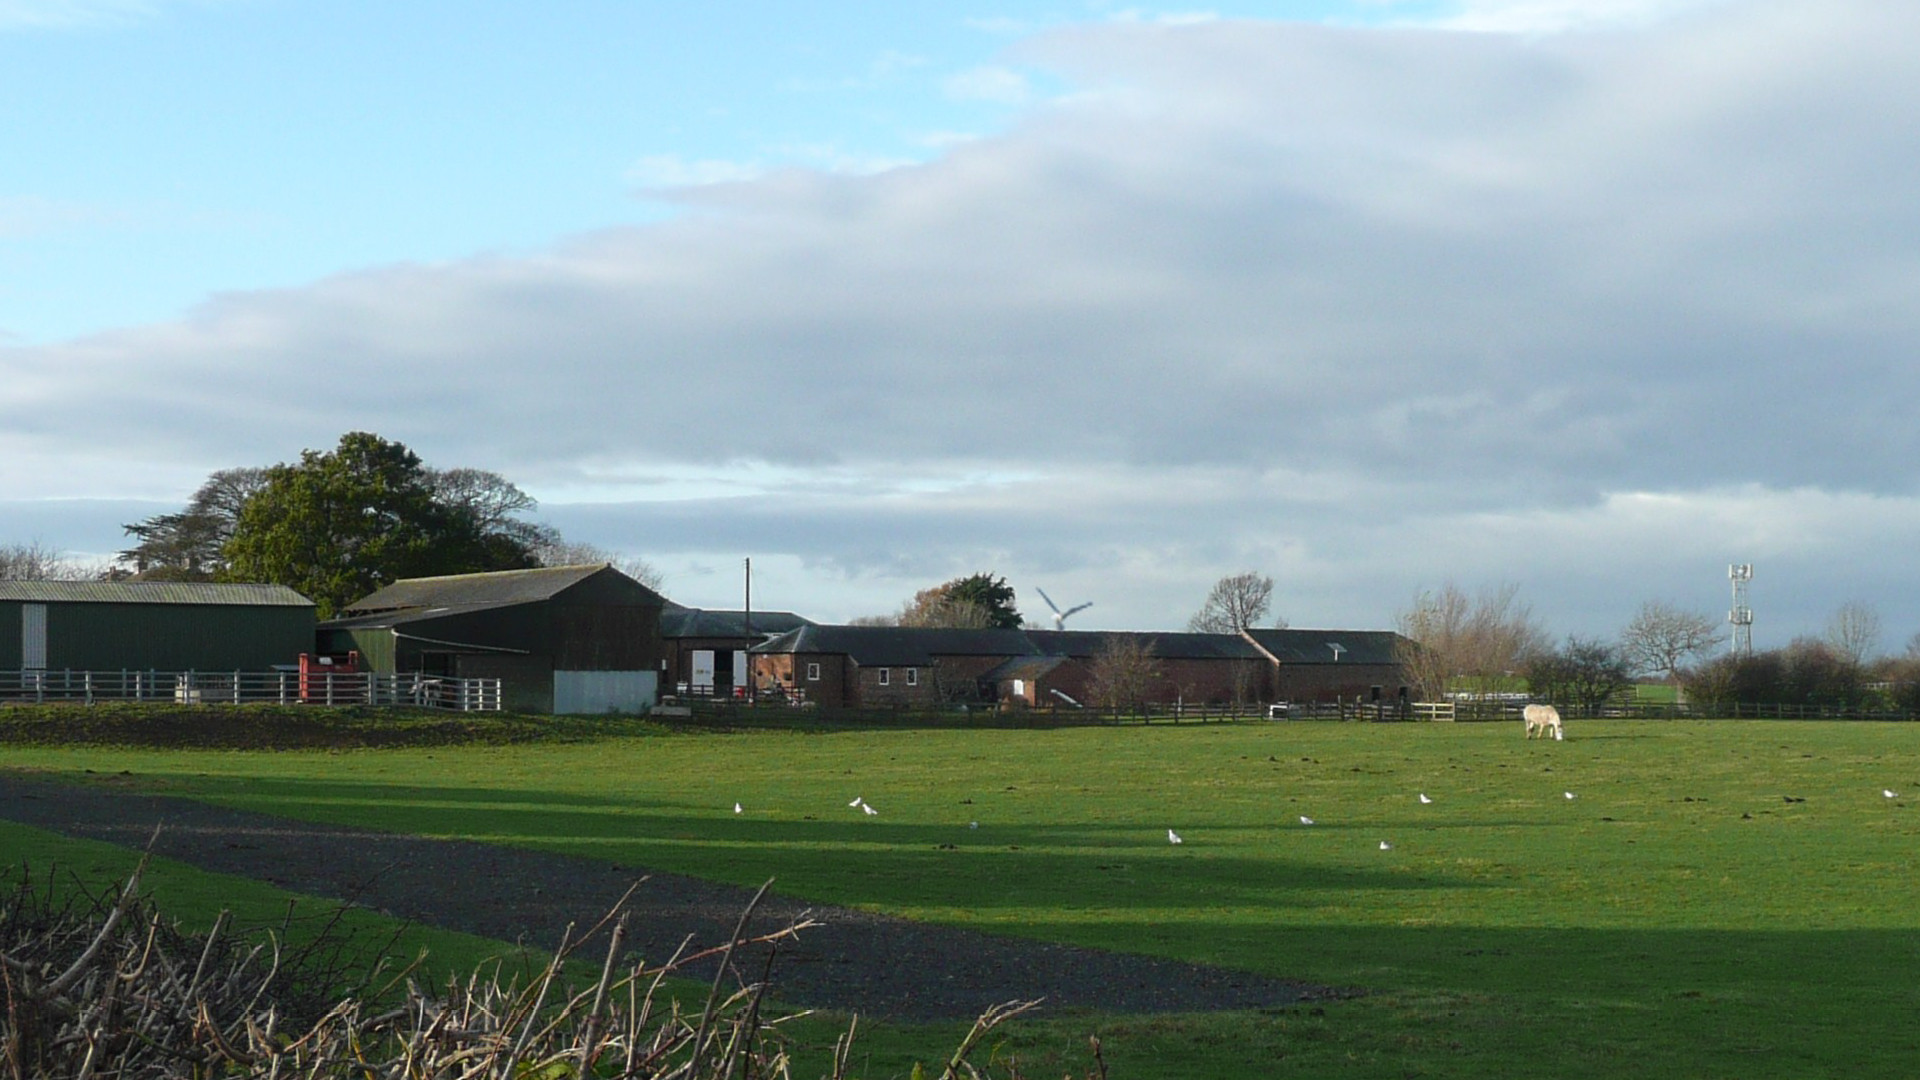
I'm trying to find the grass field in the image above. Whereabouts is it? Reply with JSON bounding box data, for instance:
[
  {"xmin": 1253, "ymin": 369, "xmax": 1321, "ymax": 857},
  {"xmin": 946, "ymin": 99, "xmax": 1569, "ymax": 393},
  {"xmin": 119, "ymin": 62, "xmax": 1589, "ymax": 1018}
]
[{"xmin": 5, "ymin": 718, "xmax": 1919, "ymax": 1077}]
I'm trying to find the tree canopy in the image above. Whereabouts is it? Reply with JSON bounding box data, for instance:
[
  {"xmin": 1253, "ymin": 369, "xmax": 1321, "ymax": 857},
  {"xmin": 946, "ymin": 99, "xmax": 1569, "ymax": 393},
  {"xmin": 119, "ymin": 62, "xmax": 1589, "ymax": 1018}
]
[
  {"xmin": 889, "ymin": 573, "xmax": 1024, "ymax": 629},
  {"xmin": 221, "ymin": 433, "xmax": 540, "ymax": 617}
]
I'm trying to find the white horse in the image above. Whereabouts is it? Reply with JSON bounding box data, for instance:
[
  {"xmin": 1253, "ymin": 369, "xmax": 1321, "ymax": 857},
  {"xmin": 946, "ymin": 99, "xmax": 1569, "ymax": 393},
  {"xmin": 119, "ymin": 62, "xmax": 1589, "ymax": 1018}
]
[{"xmin": 1523, "ymin": 703, "xmax": 1563, "ymax": 740}]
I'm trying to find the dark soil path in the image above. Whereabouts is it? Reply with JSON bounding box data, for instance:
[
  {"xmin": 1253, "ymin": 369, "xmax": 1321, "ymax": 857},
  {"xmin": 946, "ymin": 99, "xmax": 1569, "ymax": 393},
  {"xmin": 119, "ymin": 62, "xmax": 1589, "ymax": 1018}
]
[{"xmin": 0, "ymin": 771, "xmax": 1337, "ymax": 1022}]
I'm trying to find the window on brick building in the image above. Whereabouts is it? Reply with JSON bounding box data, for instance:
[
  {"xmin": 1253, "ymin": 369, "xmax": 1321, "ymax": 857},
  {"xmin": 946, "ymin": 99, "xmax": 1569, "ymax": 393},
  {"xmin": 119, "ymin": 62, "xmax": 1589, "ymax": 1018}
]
[
  {"xmin": 806, "ymin": 662, "xmax": 821, "ymax": 681},
  {"xmin": 877, "ymin": 668, "xmax": 891, "ymax": 686},
  {"xmin": 906, "ymin": 667, "xmax": 919, "ymax": 686}
]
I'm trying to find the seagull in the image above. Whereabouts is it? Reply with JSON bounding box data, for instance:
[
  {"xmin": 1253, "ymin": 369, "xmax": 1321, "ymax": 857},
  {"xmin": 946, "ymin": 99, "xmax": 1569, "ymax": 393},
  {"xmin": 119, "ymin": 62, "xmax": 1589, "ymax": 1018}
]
[
  {"xmin": 969, "ymin": 821, "xmax": 979, "ymax": 829},
  {"xmin": 1299, "ymin": 815, "xmax": 1315, "ymax": 826},
  {"xmin": 1564, "ymin": 791, "xmax": 1577, "ymax": 800},
  {"xmin": 1379, "ymin": 841, "xmax": 1393, "ymax": 850},
  {"xmin": 1885, "ymin": 789, "xmax": 1899, "ymax": 799},
  {"xmin": 1419, "ymin": 793, "xmax": 1433, "ymax": 804},
  {"xmin": 862, "ymin": 802, "xmax": 879, "ymax": 816},
  {"xmin": 1168, "ymin": 829, "xmax": 1183, "ymax": 844},
  {"xmin": 849, "ymin": 796, "xmax": 864, "ymax": 807},
  {"xmin": 734, "ymin": 802, "xmax": 742, "ymax": 814}
]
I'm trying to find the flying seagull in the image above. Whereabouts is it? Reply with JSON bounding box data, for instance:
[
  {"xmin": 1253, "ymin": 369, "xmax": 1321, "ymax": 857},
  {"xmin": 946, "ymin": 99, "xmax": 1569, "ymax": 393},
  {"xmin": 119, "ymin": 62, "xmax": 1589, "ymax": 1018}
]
[
  {"xmin": 1419, "ymin": 793, "xmax": 1433, "ymax": 804},
  {"xmin": 1168, "ymin": 829, "xmax": 1183, "ymax": 844},
  {"xmin": 1299, "ymin": 815, "xmax": 1315, "ymax": 826}
]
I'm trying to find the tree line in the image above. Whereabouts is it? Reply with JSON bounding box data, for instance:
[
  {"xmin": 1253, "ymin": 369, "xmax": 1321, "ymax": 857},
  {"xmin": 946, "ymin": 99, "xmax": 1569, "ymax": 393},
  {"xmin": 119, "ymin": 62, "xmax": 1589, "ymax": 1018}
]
[
  {"xmin": 3, "ymin": 432, "xmax": 657, "ymax": 619},
  {"xmin": 1393, "ymin": 582, "xmax": 1920, "ymax": 713}
]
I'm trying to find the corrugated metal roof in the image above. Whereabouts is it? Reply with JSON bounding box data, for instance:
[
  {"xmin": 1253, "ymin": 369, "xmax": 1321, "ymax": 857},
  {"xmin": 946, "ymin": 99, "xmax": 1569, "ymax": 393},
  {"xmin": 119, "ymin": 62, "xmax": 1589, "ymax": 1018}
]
[
  {"xmin": 0, "ymin": 581, "xmax": 313, "ymax": 607},
  {"xmin": 1244, "ymin": 628, "xmax": 1407, "ymax": 665},
  {"xmin": 318, "ymin": 599, "xmax": 529, "ymax": 631},
  {"xmin": 659, "ymin": 608, "xmax": 815, "ymax": 639},
  {"xmin": 341, "ymin": 564, "xmax": 643, "ymax": 614}
]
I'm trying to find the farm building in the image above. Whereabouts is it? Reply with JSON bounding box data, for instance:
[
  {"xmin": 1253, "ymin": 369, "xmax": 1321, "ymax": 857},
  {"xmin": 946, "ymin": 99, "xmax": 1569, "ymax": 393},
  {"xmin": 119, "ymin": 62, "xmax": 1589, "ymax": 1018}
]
[
  {"xmin": 1243, "ymin": 628, "xmax": 1410, "ymax": 704},
  {"xmin": 317, "ymin": 564, "xmax": 667, "ymax": 715},
  {"xmin": 752, "ymin": 626, "xmax": 1039, "ymax": 708},
  {"xmin": 0, "ymin": 581, "xmax": 315, "ymax": 672},
  {"xmin": 658, "ymin": 605, "xmax": 814, "ymax": 698},
  {"xmin": 750, "ymin": 625, "xmax": 1393, "ymax": 710}
]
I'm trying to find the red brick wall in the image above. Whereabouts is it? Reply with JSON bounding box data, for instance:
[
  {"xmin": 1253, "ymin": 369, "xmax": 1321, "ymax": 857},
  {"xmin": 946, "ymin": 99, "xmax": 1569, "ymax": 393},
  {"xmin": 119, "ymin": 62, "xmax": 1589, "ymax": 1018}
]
[{"xmin": 1275, "ymin": 663, "xmax": 1407, "ymax": 703}]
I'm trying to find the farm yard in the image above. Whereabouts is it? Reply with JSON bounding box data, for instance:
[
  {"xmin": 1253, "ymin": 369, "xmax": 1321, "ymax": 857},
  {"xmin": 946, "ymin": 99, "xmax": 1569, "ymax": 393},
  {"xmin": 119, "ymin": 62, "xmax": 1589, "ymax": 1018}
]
[{"xmin": 4, "ymin": 716, "xmax": 1919, "ymax": 1077}]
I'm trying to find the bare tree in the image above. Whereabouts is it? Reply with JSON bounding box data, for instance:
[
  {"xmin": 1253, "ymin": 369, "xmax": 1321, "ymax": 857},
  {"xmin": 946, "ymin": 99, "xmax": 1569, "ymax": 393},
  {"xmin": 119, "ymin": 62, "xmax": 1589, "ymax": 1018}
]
[
  {"xmin": 1085, "ymin": 635, "xmax": 1163, "ymax": 715},
  {"xmin": 1394, "ymin": 581, "xmax": 1548, "ymax": 700},
  {"xmin": 529, "ymin": 538, "xmax": 666, "ymax": 593},
  {"xmin": 1825, "ymin": 600, "xmax": 1883, "ymax": 666},
  {"xmin": 0, "ymin": 542, "xmax": 103, "ymax": 581},
  {"xmin": 1187, "ymin": 571, "xmax": 1282, "ymax": 633},
  {"xmin": 1620, "ymin": 600, "xmax": 1723, "ymax": 682}
]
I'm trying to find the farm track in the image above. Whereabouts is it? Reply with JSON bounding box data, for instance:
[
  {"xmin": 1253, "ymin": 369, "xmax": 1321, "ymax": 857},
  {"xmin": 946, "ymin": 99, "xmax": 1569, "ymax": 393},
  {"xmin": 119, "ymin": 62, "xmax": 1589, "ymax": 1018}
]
[{"xmin": 0, "ymin": 771, "xmax": 1334, "ymax": 1022}]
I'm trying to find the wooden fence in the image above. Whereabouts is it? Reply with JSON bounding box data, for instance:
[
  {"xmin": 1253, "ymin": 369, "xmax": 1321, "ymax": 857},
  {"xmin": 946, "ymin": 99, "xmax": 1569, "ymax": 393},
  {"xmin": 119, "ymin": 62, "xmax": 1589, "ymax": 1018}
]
[{"xmin": 0, "ymin": 669, "xmax": 503, "ymax": 712}]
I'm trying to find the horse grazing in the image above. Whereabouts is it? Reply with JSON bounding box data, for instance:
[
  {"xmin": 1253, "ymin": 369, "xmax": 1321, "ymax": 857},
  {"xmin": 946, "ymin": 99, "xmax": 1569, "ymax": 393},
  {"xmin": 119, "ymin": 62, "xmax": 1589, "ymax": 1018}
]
[{"xmin": 1523, "ymin": 703, "xmax": 1564, "ymax": 740}]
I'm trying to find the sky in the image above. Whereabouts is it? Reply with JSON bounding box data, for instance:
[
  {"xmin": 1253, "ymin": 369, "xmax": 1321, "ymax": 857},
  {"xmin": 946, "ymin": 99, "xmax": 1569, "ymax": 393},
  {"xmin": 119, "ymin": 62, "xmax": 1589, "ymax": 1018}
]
[{"xmin": 4, "ymin": 0, "xmax": 1917, "ymax": 654}]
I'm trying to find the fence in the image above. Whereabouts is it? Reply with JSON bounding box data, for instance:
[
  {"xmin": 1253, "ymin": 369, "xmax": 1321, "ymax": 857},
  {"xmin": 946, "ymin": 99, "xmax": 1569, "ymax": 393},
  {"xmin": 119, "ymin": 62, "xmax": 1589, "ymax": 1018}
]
[{"xmin": 0, "ymin": 669, "xmax": 503, "ymax": 712}]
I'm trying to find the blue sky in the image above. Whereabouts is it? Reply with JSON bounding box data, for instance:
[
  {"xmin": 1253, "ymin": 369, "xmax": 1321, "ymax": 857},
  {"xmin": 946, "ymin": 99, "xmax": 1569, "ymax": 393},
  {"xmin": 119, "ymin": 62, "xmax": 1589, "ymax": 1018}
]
[
  {"xmin": 6, "ymin": 0, "xmax": 1915, "ymax": 653},
  {"xmin": 2, "ymin": 1, "xmax": 1418, "ymax": 344}
]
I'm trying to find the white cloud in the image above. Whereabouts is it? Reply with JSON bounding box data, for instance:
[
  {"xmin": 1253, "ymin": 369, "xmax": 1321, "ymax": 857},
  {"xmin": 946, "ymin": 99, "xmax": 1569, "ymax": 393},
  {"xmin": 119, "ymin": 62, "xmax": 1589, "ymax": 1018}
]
[
  {"xmin": 943, "ymin": 65, "xmax": 1037, "ymax": 104},
  {"xmin": 7, "ymin": 0, "xmax": 1919, "ymax": 639},
  {"xmin": 624, "ymin": 154, "xmax": 765, "ymax": 190},
  {"xmin": 1427, "ymin": 0, "xmax": 1735, "ymax": 34}
]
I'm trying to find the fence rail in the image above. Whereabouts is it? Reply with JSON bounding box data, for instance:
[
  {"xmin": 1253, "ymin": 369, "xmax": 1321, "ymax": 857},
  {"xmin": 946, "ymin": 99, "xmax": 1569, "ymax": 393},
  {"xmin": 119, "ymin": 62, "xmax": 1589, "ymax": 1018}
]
[{"xmin": 0, "ymin": 669, "xmax": 502, "ymax": 712}]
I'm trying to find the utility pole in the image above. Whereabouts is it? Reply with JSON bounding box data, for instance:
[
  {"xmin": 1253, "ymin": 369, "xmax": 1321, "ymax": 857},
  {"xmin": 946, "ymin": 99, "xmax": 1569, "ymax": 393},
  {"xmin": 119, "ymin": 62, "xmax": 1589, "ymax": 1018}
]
[{"xmin": 744, "ymin": 557, "xmax": 754, "ymax": 703}]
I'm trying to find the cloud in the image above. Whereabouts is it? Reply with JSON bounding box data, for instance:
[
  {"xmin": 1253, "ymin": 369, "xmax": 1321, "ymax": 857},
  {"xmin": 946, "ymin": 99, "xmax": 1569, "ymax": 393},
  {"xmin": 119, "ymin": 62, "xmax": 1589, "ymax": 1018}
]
[
  {"xmin": 1428, "ymin": 0, "xmax": 1735, "ymax": 34},
  {"xmin": 6, "ymin": 0, "xmax": 1918, "ymax": 637},
  {"xmin": 943, "ymin": 65, "xmax": 1037, "ymax": 104},
  {"xmin": 624, "ymin": 154, "xmax": 766, "ymax": 190}
]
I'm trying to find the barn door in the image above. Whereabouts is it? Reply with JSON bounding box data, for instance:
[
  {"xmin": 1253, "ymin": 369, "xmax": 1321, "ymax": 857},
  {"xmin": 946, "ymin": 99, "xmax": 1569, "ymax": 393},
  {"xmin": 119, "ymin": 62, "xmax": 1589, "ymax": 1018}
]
[{"xmin": 21, "ymin": 604, "xmax": 47, "ymax": 669}]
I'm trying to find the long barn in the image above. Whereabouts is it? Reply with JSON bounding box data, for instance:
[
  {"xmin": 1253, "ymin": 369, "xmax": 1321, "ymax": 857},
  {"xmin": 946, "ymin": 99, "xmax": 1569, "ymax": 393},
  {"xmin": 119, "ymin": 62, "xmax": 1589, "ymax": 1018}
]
[{"xmin": 0, "ymin": 581, "xmax": 315, "ymax": 672}]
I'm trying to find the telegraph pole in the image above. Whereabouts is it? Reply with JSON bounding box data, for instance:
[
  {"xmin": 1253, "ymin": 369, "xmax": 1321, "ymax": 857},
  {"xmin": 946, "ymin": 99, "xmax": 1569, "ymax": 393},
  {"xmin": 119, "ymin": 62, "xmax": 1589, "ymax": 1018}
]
[{"xmin": 1728, "ymin": 564, "xmax": 1753, "ymax": 656}]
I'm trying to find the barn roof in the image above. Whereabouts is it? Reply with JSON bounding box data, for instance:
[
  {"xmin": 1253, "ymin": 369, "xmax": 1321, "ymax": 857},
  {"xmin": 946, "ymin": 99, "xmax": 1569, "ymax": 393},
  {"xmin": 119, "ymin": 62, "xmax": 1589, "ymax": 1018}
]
[
  {"xmin": 340, "ymin": 564, "xmax": 654, "ymax": 615},
  {"xmin": 753, "ymin": 625, "xmax": 1039, "ymax": 667},
  {"xmin": 1243, "ymin": 628, "xmax": 1406, "ymax": 665},
  {"xmin": 0, "ymin": 581, "xmax": 313, "ymax": 607},
  {"xmin": 1023, "ymin": 629, "xmax": 1265, "ymax": 661},
  {"xmin": 659, "ymin": 606, "xmax": 814, "ymax": 639}
]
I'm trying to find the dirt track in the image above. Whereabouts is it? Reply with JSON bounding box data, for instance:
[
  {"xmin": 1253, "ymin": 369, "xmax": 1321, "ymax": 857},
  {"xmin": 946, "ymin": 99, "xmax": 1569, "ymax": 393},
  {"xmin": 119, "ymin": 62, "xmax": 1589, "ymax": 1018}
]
[{"xmin": 0, "ymin": 771, "xmax": 1338, "ymax": 1022}]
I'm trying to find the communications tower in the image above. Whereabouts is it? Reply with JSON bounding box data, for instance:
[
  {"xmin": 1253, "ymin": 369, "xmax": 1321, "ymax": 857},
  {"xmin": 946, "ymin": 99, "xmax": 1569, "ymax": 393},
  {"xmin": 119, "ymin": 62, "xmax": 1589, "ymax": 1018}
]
[{"xmin": 1728, "ymin": 563, "xmax": 1754, "ymax": 656}]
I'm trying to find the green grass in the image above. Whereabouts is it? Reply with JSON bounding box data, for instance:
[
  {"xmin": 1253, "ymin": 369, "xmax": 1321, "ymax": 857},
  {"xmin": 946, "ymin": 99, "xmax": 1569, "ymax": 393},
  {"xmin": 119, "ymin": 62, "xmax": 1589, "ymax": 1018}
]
[{"xmin": 6, "ymin": 720, "xmax": 1920, "ymax": 1077}]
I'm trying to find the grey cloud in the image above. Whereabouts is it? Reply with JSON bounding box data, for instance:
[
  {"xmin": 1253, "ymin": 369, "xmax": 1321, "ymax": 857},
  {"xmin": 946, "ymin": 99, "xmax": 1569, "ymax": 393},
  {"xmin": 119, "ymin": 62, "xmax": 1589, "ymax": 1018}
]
[{"xmin": 4, "ymin": 1, "xmax": 1918, "ymax": 639}]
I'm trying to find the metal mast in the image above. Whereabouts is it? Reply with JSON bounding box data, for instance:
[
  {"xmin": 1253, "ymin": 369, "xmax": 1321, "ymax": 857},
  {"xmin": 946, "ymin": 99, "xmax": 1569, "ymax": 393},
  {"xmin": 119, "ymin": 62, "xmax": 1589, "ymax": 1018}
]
[{"xmin": 1728, "ymin": 563, "xmax": 1754, "ymax": 656}]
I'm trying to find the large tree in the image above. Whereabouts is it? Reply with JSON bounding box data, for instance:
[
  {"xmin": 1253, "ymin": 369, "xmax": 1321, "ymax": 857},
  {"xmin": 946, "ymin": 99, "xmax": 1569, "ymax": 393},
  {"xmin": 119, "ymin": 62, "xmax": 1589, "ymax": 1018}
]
[
  {"xmin": 896, "ymin": 573, "xmax": 1023, "ymax": 629},
  {"xmin": 1619, "ymin": 600, "xmax": 1722, "ymax": 682},
  {"xmin": 1085, "ymin": 634, "xmax": 1163, "ymax": 715},
  {"xmin": 118, "ymin": 467, "xmax": 268, "ymax": 579},
  {"xmin": 1187, "ymin": 571, "xmax": 1281, "ymax": 633},
  {"xmin": 1394, "ymin": 581, "xmax": 1548, "ymax": 700},
  {"xmin": 222, "ymin": 433, "xmax": 538, "ymax": 617}
]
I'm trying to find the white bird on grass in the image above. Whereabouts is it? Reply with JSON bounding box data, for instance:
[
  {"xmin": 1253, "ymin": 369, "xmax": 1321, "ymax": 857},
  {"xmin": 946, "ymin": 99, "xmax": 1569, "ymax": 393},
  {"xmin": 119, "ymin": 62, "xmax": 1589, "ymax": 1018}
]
[
  {"xmin": 969, "ymin": 821, "xmax": 979, "ymax": 829},
  {"xmin": 862, "ymin": 802, "xmax": 879, "ymax": 816},
  {"xmin": 1300, "ymin": 815, "xmax": 1315, "ymax": 825},
  {"xmin": 1884, "ymin": 789, "xmax": 1899, "ymax": 799},
  {"xmin": 1564, "ymin": 791, "xmax": 1577, "ymax": 800},
  {"xmin": 1419, "ymin": 793, "xmax": 1433, "ymax": 804},
  {"xmin": 734, "ymin": 802, "xmax": 742, "ymax": 814},
  {"xmin": 1168, "ymin": 829, "xmax": 1183, "ymax": 844},
  {"xmin": 849, "ymin": 796, "xmax": 864, "ymax": 807},
  {"xmin": 1379, "ymin": 841, "xmax": 1393, "ymax": 850}
]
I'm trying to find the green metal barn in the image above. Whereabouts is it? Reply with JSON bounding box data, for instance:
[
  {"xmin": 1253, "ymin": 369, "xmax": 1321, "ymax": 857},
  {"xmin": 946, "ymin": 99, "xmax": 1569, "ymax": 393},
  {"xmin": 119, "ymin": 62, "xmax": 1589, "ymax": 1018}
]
[
  {"xmin": 317, "ymin": 564, "xmax": 667, "ymax": 715},
  {"xmin": 0, "ymin": 581, "xmax": 316, "ymax": 672}
]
